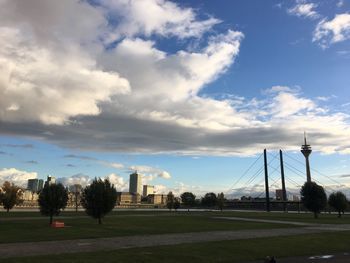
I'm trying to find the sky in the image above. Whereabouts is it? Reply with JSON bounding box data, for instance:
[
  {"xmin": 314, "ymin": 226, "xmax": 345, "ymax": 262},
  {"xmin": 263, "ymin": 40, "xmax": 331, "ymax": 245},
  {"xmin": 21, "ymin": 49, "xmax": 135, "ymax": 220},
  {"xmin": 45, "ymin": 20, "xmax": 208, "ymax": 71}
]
[{"xmin": 0, "ymin": 0, "xmax": 350, "ymax": 198}]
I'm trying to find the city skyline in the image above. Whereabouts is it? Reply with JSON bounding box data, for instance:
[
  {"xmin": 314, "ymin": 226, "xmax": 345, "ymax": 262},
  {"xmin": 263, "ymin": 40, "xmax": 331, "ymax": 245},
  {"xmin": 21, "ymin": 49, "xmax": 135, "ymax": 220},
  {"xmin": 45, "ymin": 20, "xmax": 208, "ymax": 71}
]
[{"xmin": 1, "ymin": 0, "xmax": 350, "ymax": 197}]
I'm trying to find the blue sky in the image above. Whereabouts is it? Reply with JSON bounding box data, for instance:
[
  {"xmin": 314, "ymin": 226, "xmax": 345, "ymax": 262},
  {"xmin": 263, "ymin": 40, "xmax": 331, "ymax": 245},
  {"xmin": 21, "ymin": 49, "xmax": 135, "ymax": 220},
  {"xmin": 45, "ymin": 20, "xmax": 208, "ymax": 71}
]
[{"xmin": 0, "ymin": 0, "xmax": 350, "ymax": 197}]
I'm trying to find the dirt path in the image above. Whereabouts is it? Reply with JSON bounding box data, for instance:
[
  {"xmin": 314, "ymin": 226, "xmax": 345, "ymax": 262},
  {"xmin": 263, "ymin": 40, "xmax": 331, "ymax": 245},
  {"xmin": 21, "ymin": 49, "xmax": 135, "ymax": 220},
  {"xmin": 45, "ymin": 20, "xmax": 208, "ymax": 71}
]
[{"xmin": 0, "ymin": 227, "xmax": 339, "ymax": 258}]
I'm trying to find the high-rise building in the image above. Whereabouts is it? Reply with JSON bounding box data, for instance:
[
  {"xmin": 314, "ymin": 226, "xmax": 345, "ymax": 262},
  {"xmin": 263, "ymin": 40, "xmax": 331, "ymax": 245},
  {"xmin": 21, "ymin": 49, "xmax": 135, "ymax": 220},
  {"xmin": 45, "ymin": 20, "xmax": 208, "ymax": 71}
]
[
  {"xmin": 45, "ymin": 175, "xmax": 56, "ymax": 187},
  {"xmin": 38, "ymin": 179, "xmax": 44, "ymax": 191},
  {"xmin": 27, "ymin": 179, "xmax": 39, "ymax": 192},
  {"xmin": 129, "ymin": 172, "xmax": 142, "ymax": 195},
  {"xmin": 143, "ymin": 185, "xmax": 154, "ymax": 197}
]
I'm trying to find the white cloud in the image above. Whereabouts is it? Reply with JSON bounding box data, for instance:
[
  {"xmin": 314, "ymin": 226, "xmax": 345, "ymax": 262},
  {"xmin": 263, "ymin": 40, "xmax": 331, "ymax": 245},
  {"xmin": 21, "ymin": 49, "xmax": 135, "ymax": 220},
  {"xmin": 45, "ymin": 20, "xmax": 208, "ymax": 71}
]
[
  {"xmin": 0, "ymin": 168, "xmax": 37, "ymax": 188},
  {"xmin": 99, "ymin": 0, "xmax": 220, "ymax": 41},
  {"xmin": 129, "ymin": 165, "xmax": 171, "ymax": 181},
  {"xmin": 106, "ymin": 173, "xmax": 128, "ymax": 191},
  {"xmin": 287, "ymin": 1, "xmax": 319, "ymax": 19},
  {"xmin": 313, "ymin": 13, "xmax": 350, "ymax": 48},
  {"xmin": 57, "ymin": 173, "xmax": 91, "ymax": 187}
]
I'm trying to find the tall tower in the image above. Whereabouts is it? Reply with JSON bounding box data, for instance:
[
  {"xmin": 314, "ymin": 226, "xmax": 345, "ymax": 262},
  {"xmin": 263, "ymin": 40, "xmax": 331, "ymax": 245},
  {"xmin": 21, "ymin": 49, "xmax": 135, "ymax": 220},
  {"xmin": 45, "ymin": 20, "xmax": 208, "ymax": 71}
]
[
  {"xmin": 301, "ymin": 132, "xmax": 312, "ymax": 183},
  {"xmin": 129, "ymin": 171, "xmax": 142, "ymax": 195}
]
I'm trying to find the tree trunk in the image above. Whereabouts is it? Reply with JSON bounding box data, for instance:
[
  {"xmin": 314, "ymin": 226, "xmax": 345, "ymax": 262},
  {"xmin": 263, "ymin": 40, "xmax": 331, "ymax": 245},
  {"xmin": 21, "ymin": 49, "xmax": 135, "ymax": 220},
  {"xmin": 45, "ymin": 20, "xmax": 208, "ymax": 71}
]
[
  {"xmin": 314, "ymin": 212, "xmax": 318, "ymax": 219},
  {"xmin": 50, "ymin": 215, "xmax": 53, "ymax": 225},
  {"xmin": 6, "ymin": 208, "xmax": 9, "ymax": 213},
  {"xmin": 338, "ymin": 211, "xmax": 341, "ymax": 218},
  {"xmin": 98, "ymin": 217, "xmax": 102, "ymax": 225}
]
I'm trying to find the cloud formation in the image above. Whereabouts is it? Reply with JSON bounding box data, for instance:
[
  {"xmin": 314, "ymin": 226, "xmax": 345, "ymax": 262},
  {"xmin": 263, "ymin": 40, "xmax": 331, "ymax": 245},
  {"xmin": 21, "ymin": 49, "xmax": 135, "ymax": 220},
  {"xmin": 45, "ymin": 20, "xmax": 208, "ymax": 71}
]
[
  {"xmin": 287, "ymin": 1, "xmax": 319, "ymax": 19},
  {"xmin": 313, "ymin": 13, "xmax": 350, "ymax": 48},
  {"xmin": 0, "ymin": 168, "xmax": 38, "ymax": 188},
  {"xmin": 0, "ymin": 0, "xmax": 350, "ymax": 158}
]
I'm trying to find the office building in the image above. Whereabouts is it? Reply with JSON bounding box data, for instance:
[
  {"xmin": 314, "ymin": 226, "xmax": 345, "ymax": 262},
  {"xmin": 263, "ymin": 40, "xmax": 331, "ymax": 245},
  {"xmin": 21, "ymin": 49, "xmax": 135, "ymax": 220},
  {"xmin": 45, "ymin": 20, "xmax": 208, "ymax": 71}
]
[
  {"xmin": 143, "ymin": 185, "xmax": 154, "ymax": 197},
  {"xmin": 45, "ymin": 175, "xmax": 56, "ymax": 187},
  {"xmin": 27, "ymin": 179, "xmax": 44, "ymax": 192},
  {"xmin": 129, "ymin": 172, "xmax": 142, "ymax": 195}
]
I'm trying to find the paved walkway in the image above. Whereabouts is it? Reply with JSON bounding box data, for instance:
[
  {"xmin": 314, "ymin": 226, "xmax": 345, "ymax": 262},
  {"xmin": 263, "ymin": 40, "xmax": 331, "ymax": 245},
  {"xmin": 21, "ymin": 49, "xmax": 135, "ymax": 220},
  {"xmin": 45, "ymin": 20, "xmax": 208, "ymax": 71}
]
[{"xmin": 248, "ymin": 253, "xmax": 350, "ymax": 263}]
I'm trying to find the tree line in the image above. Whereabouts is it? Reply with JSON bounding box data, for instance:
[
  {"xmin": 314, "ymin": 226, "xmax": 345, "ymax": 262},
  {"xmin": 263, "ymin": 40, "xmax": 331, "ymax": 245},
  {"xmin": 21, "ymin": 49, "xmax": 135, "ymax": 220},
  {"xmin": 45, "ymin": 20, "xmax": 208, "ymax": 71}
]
[{"xmin": 0, "ymin": 179, "xmax": 348, "ymax": 223}]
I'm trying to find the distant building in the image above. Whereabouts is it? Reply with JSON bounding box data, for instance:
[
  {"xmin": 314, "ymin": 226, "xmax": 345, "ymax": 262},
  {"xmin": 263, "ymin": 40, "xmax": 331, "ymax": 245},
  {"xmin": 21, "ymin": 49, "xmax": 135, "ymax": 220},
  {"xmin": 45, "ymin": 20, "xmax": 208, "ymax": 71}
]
[
  {"xmin": 129, "ymin": 172, "xmax": 142, "ymax": 195},
  {"xmin": 275, "ymin": 189, "xmax": 284, "ymax": 200},
  {"xmin": 45, "ymin": 175, "xmax": 56, "ymax": 187},
  {"xmin": 147, "ymin": 194, "xmax": 167, "ymax": 205},
  {"xmin": 22, "ymin": 190, "xmax": 39, "ymax": 201},
  {"xmin": 143, "ymin": 185, "xmax": 154, "ymax": 197},
  {"xmin": 116, "ymin": 192, "xmax": 141, "ymax": 205},
  {"xmin": 27, "ymin": 179, "xmax": 44, "ymax": 192}
]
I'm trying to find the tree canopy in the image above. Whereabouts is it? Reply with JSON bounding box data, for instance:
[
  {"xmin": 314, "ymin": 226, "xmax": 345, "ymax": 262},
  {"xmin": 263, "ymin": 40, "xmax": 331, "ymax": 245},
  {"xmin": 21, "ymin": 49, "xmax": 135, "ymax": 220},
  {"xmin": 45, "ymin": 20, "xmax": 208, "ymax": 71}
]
[
  {"xmin": 0, "ymin": 181, "xmax": 22, "ymax": 212},
  {"xmin": 180, "ymin": 192, "xmax": 196, "ymax": 209},
  {"xmin": 300, "ymin": 181, "xmax": 327, "ymax": 218},
  {"xmin": 328, "ymin": 191, "xmax": 348, "ymax": 218},
  {"xmin": 201, "ymin": 192, "xmax": 217, "ymax": 208},
  {"xmin": 81, "ymin": 178, "xmax": 117, "ymax": 224},
  {"xmin": 38, "ymin": 183, "xmax": 68, "ymax": 224}
]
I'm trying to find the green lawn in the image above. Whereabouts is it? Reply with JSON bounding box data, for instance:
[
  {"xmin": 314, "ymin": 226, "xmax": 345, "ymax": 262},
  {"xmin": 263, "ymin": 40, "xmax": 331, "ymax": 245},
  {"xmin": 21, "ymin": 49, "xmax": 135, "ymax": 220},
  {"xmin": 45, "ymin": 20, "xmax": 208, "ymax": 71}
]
[
  {"xmin": 213, "ymin": 210, "xmax": 350, "ymax": 224},
  {"xmin": 6, "ymin": 231, "xmax": 350, "ymax": 263},
  {"xmin": 0, "ymin": 212, "xmax": 293, "ymax": 243}
]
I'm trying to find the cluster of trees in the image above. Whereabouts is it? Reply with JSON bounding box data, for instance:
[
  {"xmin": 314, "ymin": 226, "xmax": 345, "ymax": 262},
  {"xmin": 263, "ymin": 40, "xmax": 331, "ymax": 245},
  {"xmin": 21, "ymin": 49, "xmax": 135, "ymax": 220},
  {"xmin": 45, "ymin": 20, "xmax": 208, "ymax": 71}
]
[
  {"xmin": 0, "ymin": 178, "xmax": 117, "ymax": 225},
  {"xmin": 166, "ymin": 191, "xmax": 226, "ymax": 211},
  {"xmin": 300, "ymin": 181, "xmax": 348, "ymax": 218},
  {"xmin": 38, "ymin": 178, "xmax": 117, "ymax": 224}
]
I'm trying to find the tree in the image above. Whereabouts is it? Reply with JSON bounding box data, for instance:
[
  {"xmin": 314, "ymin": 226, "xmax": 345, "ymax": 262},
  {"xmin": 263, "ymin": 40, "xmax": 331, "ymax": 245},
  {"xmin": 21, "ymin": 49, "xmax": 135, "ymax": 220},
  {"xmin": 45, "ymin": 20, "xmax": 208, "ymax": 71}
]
[
  {"xmin": 328, "ymin": 191, "xmax": 348, "ymax": 218},
  {"xmin": 217, "ymin": 192, "xmax": 225, "ymax": 211},
  {"xmin": 174, "ymin": 197, "xmax": 181, "ymax": 211},
  {"xmin": 300, "ymin": 181, "xmax": 327, "ymax": 218},
  {"xmin": 166, "ymin": 191, "xmax": 175, "ymax": 211},
  {"xmin": 0, "ymin": 181, "xmax": 22, "ymax": 212},
  {"xmin": 180, "ymin": 192, "xmax": 196, "ymax": 211},
  {"xmin": 201, "ymin": 192, "xmax": 217, "ymax": 208},
  {"xmin": 81, "ymin": 178, "xmax": 117, "ymax": 224},
  {"xmin": 38, "ymin": 183, "xmax": 68, "ymax": 224}
]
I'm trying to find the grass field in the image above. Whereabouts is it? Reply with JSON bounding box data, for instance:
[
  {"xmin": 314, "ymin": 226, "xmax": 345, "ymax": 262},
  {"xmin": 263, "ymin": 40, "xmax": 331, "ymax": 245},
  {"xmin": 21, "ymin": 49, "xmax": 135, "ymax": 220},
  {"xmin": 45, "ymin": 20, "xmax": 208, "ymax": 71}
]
[
  {"xmin": 5, "ymin": 231, "xmax": 350, "ymax": 263},
  {"xmin": 1, "ymin": 210, "xmax": 349, "ymax": 262},
  {"xmin": 0, "ymin": 211, "xmax": 294, "ymax": 243}
]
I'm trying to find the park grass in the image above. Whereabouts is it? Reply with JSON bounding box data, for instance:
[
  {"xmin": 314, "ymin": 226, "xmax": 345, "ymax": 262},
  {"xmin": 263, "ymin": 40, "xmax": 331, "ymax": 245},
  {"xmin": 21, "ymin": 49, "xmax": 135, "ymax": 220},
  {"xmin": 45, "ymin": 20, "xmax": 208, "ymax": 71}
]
[
  {"xmin": 212, "ymin": 210, "xmax": 350, "ymax": 224},
  {"xmin": 0, "ymin": 212, "xmax": 294, "ymax": 243},
  {"xmin": 5, "ymin": 231, "xmax": 350, "ymax": 263}
]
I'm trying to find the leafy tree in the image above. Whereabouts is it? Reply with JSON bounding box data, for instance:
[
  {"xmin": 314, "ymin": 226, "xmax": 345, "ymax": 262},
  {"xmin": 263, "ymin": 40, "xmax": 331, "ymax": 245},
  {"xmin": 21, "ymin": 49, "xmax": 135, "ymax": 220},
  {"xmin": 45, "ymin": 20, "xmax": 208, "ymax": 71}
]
[
  {"xmin": 174, "ymin": 197, "xmax": 181, "ymax": 211},
  {"xmin": 166, "ymin": 191, "xmax": 175, "ymax": 211},
  {"xmin": 0, "ymin": 181, "xmax": 22, "ymax": 212},
  {"xmin": 38, "ymin": 183, "xmax": 68, "ymax": 224},
  {"xmin": 180, "ymin": 192, "xmax": 196, "ymax": 211},
  {"xmin": 217, "ymin": 192, "xmax": 225, "ymax": 211},
  {"xmin": 328, "ymin": 191, "xmax": 348, "ymax": 218},
  {"xmin": 81, "ymin": 178, "xmax": 117, "ymax": 224},
  {"xmin": 300, "ymin": 181, "xmax": 327, "ymax": 218},
  {"xmin": 201, "ymin": 192, "xmax": 217, "ymax": 208}
]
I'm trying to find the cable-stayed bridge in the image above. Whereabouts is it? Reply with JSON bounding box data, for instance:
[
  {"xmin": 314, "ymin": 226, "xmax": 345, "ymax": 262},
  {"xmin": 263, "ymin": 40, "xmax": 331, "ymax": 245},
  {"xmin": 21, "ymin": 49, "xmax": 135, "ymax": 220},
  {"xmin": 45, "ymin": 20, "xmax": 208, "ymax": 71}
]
[{"xmin": 224, "ymin": 147, "xmax": 347, "ymax": 212}]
